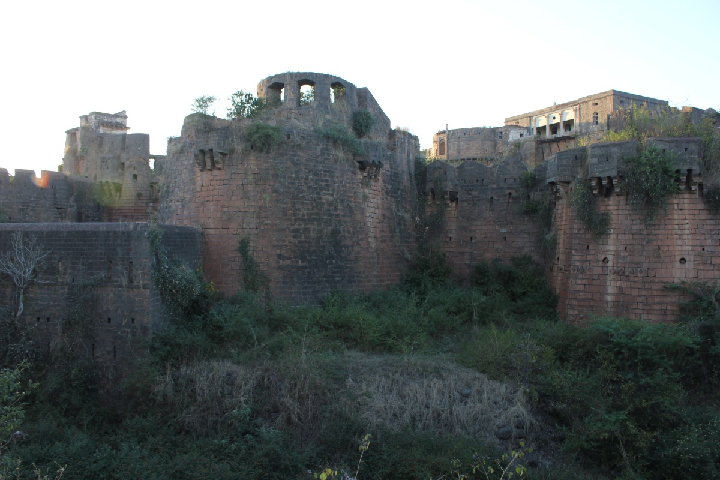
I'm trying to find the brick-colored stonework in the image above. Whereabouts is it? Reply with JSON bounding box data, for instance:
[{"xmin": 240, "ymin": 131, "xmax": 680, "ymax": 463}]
[
  {"xmin": 1, "ymin": 74, "xmax": 717, "ymax": 341},
  {"xmin": 0, "ymin": 223, "xmax": 201, "ymax": 372},
  {"xmin": 425, "ymin": 159, "xmax": 542, "ymax": 279},
  {"xmin": 158, "ymin": 73, "xmax": 418, "ymax": 303}
]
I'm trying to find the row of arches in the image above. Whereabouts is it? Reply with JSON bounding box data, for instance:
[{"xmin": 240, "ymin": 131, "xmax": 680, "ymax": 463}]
[{"xmin": 267, "ymin": 80, "xmax": 347, "ymax": 107}]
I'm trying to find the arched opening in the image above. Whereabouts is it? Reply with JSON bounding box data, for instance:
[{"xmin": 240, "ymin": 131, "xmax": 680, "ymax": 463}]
[
  {"xmin": 438, "ymin": 139, "xmax": 446, "ymax": 156},
  {"xmin": 268, "ymin": 82, "xmax": 285, "ymax": 106},
  {"xmin": 330, "ymin": 82, "xmax": 346, "ymax": 104},
  {"xmin": 298, "ymin": 80, "xmax": 315, "ymax": 106}
]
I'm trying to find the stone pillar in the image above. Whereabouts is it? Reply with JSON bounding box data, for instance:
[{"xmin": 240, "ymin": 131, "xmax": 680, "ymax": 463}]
[{"xmin": 546, "ymin": 115, "xmax": 552, "ymax": 138}]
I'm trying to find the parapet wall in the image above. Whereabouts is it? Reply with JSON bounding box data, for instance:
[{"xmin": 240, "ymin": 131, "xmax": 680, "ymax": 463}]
[{"xmin": 0, "ymin": 168, "xmax": 153, "ymax": 223}]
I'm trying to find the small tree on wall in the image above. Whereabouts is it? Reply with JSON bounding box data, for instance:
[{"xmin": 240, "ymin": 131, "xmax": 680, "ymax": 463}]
[
  {"xmin": 191, "ymin": 95, "xmax": 217, "ymax": 115},
  {"xmin": 0, "ymin": 233, "xmax": 50, "ymax": 319}
]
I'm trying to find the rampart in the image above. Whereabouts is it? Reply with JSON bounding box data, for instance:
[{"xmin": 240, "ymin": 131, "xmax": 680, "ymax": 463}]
[
  {"xmin": 0, "ymin": 223, "xmax": 201, "ymax": 374},
  {"xmin": 157, "ymin": 73, "xmax": 419, "ymax": 304},
  {"xmin": 425, "ymin": 159, "xmax": 542, "ymax": 279},
  {"xmin": 427, "ymin": 135, "xmax": 718, "ymax": 323}
]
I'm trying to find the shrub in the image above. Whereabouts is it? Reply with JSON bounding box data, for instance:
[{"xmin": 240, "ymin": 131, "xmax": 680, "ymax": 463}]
[
  {"xmin": 227, "ymin": 90, "xmax": 267, "ymax": 119},
  {"xmin": 245, "ymin": 122, "xmax": 282, "ymax": 153},
  {"xmin": 190, "ymin": 95, "xmax": 216, "ymax": 115},
  {"xmin": 352, "ymin": 110, "xmax": 374, "ymax": 138},
  {"xmin": 315, "ymin": 123, "xmax": 363, "ymax": 155},
  {"xmin": 472, "ymin": 256, "xmax": 557, "ymax": 320},
  {"xmin": 569, "ymin": 181, "xmax": 610, "ymax": 236},
  {"xmin": 624, "ymin": 146, "xmax": 677, "ymax": 223}
]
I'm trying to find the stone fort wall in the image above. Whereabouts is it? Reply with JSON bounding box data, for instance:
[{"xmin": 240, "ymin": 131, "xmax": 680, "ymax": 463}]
[
  {"xmin": 157, "ymin": 73, "xmax": 419, "ymax": 304},
  {"xmin": 425, "ymin": 159, "xmax": 543, "ymax": 279},
  {"xmin": 428, "ymin": 135, "xmax": 718, "ymax": 323},
  {"xmin": 0, "ymin": 223, "xmax": 201, "ymax": 375}
]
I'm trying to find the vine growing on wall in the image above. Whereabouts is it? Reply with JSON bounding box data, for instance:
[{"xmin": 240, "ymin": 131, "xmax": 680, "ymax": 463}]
[
  {"xmin": 569, "ymin": 180, "xmax": 611, "ymax": 237},
  {"xmin": 148, "ymin": 219, "xmax": 206, "ymax": 318},
  {"xmin": 521, "ymin": 171, "xmax": 557, "ymax": 257},
  {"xmin": 238, "ymin": 237, "xmax": 269, "ymax": 294}
]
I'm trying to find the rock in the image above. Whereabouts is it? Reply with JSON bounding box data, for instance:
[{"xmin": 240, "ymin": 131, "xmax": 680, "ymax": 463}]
[
  {"xmin": 514, "ymin": 428, "xmax": 527, "ymax": 439},
  {"xmin": 495, "ymin": 427, "xmax": 512, "ymax": 440},
  {"xmin": 460, "ymin": 388, "xmax": 472, "ymax": 397}
]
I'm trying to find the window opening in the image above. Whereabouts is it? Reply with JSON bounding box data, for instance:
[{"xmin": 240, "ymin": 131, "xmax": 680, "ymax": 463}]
[
  {"xmin": 593, "ymin": 112, "xmax": 599, "ymax": 125},
  {"xmin": 438, "ymin": 139, "xmax": 445, "ymax": 156},
  {"xmin": 108, "ymin": 261, "xmax": 112, "ymax": 279},
  {"xmin": 330, "ymin": 82, "xmax": 346, "ymax": 104},
  {"xmin": 128, "ymin": 261, "xmax": 134, "ymax": 284},
  {"xmin": 132, "ymin": 173, "xmax": 137, "ymax": 182},
  {"xmin": 298, "ymin": 80, "xmax": 315, "ymax": 106},
  {"xmin": 268, "ymin": 82, "xmax": 285, "ymax": 106}
]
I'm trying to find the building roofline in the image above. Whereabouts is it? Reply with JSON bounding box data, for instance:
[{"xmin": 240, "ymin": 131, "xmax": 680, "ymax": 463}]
[{"xmin": 504, "ymin": 90, "xmax": 667, "ymax": 123}]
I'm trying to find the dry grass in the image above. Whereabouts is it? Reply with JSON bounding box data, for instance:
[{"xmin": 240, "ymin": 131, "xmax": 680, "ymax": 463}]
[
  {"xmin": 344, "ymin": 354, "xmax": 532, "ymax": 446},
  {"xmin": 152, "ymin": 352, "xmax": 532, "ymax": 447},
  {"xmin": 154, "ymin": 360, "xmax": 261, "ymax": 434}
]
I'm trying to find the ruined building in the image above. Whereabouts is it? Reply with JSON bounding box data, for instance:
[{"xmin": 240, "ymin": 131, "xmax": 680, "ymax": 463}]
[
  {"xmin": 428, "ymin": 90, "xmax": 671, "ymax": 168},
  {"xmin": 0, "ymin": 72, "xmax": 718, "ymax": 371}
]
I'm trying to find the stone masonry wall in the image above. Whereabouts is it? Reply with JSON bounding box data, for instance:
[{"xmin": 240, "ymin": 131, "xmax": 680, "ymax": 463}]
[
  {"xmin": 0, "ymin": 223, "xmax": 201, "ymax": 377},
  {"xmin": 550, "ymin": 189, "xmax": 718, "ymax": 323},
  {"xmin": 426, "ymin": 159, "xmax": 542, "ymax": 280},
  {"xmin": 158, "ymin": 107, "xmax": 418, "ymax": 304}
]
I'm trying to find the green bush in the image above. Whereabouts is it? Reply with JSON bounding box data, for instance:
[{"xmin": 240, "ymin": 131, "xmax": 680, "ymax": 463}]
[
  {"xmin": 244, "ymin": 122, "xmax": 282, "ymax": 153},
  {"xmin": 227, "ymin": 90, "xmax": 267, "ymax": 119},
  {"xmin": 472, "ymin": 256, "xmax": 557, "ymax": 320},
  {"xmin": 351, "ymin": 110, "xmax": 374, "ymax": 138},
  {"xmin": 315, "ymin": 123, "xmax": 363, "ymax": 155},
  {"xmin": 624, "ymin": 146, "xmax": 677, "ymax": 223}
]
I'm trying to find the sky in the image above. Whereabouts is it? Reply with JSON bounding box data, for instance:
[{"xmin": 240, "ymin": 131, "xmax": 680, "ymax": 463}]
[{"xmin": 1, "ymin": 0, "xmax": 718, "ymax": 176}]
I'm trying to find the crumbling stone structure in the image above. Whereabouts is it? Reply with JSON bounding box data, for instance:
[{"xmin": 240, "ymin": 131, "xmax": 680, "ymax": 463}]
[
  {"xmin": 427, "ymin": 133, "xmax": 718, "ymax": 323},
  {"xmin": 158, "ymin": 72, "xmax": 418, "ymax": 304},
  {"xmin": 62, "ymin": 110, "xmax": 165, "ymax": 221},
  {"xmin": 1, "ymin": 72, "xmax": 718, "ymax": 376},
  {"xmin": 429, "ymin": 90, "xmax": 671, "ymax": 169}
]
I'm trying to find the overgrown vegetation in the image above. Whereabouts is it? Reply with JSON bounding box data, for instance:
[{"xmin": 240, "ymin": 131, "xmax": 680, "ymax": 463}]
[
  {"xmin": 190, "ymin": 95, "xmax": 216, "ymax": 115},
  {"xmin": 227, "ymin": 91, "xmax": 267, "ymax": 120},
  {"xmin": 315, "ymin": 123, "xmax": 363, "ymax": 155},
  {"xmin": 244, "ymin": 122, "xmax": 282, "ymax": 153},
  {"xmin": 3, "ymin": 223, "xmax": 719, "ymax": 479},
  {"xmin": 238, "ymin": 237, "xmax": 269, "ymax": 294},
  {"xmin": 623, "ymin": 146, "xmax": 677, "ymax": 223},
  {"xmin": 604, "ymin": 104, "xmax": 720, "ymax": 178},
  {"xmin": 569, "ymin": 180, "xmax": 611, "ymax": 236},
  {"xmin": 351, "ymin": 110, "xmax": 374, "ymax": 139},
  {"xmin": 521, "ymin": 171, "xmax": 556, "ymax": 256}
]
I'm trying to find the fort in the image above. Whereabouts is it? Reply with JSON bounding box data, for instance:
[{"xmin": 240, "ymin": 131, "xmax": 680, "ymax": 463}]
[{"xmin": 1, "ymin": 72, "xmax": 718, "ymax": 369}]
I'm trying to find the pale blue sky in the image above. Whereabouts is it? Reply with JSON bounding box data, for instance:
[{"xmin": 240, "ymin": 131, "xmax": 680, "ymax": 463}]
[{"xmin": 1, "ymin": 0, "xmax": 718, "ymax": 175}]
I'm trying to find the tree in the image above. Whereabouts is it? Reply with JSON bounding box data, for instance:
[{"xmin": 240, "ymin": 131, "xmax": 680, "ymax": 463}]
[
  {"xmin": 0, "ymin": 233, "xmax": 50, "ymax": 319},
  {"xmin": 190, "ymin": 95, "xmax": 217, "ymax": 115},
  {"xmin": 227, "ymin": 91, "xmax": 266, "ymax": 120}
]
